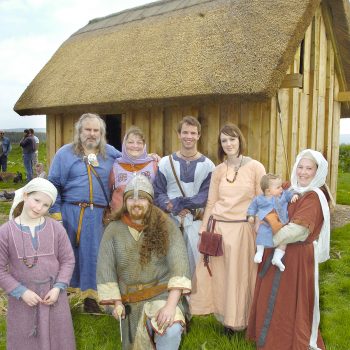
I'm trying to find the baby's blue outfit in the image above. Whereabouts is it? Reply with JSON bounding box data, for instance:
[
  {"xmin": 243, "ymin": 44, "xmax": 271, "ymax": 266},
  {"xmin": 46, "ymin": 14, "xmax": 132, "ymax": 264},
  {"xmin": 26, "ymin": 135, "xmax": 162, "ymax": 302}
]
[{"xmin": 247, "ymin": 190, "xmax": 294, "ymax": 247}]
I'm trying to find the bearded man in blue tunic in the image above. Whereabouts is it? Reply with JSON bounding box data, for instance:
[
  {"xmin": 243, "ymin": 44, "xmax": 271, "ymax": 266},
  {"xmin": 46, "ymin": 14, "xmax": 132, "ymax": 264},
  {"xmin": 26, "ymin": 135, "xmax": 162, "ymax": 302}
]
[{"xmin": 49, "ymin": 113, "xmax": 121, "ymax": 312}]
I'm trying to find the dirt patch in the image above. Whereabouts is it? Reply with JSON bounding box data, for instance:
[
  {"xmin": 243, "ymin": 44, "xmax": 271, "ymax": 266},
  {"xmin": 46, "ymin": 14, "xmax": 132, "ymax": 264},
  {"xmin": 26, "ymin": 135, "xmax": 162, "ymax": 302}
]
[{"xmin": 331, "ymin": 204, "xmax": 350, "ymax": 229}]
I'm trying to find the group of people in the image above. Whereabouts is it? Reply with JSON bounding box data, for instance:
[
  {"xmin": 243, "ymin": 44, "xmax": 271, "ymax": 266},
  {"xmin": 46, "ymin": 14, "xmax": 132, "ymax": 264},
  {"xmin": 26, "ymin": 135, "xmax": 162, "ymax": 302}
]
[
  {"xmin": 19, "ymin": 128, "xmax": 41, "ymax": 182},
  {"xmin": 0, "ymin": 128, "xmax": 44, "ymax": 181},
  {"xmin": 0, "ymin": 112, "xmax": 331, "ymax": 350}
]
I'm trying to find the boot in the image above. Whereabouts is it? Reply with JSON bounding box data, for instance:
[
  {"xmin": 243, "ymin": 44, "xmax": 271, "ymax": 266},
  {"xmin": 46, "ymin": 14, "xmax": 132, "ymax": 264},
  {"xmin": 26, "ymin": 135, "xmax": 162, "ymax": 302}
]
[{"xmin": 83, "ymin": 297, "xmax": 101, "ymax": 313}]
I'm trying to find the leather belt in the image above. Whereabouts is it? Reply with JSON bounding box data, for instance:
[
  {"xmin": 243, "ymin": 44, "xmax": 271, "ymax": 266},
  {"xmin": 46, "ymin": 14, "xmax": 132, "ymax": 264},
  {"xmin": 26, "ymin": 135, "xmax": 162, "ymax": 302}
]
[{"xmin": 70, "ymin": 202, "xmax": 106, "ymax": 246}]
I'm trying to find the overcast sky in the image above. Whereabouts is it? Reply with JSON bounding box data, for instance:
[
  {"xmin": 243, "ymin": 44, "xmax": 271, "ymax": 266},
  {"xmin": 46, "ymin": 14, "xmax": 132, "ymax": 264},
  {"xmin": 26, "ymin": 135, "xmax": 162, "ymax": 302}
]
[{"xmin": 1, "ymin": 0, "xmax": 350, "ymax": 134}]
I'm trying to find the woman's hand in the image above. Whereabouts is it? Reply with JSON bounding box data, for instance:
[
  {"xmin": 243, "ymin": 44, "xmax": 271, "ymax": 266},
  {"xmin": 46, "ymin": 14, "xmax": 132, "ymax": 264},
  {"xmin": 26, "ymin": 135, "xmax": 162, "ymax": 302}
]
[
  {"xmin": 149, "ymin": 153, "xmax": 161, "ymax": 162},
  {"xmin": 42, "ymin": 287, "xmax": 60, "ymax": 305},
  {"xmin": 21, "ymin": 290, "xmax": 43, "ymax": 307},
  {"xmin": 112, "ymin": 301, "xmax": 125, "ymax": 320}
]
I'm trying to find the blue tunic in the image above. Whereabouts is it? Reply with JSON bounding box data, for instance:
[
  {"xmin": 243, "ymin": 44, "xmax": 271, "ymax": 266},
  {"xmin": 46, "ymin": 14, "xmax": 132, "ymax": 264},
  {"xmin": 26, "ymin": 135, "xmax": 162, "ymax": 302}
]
[
  {"xmin": 48, "ymin": 143, "xmax": 121, "ymax": 295},
  {"xmin": 247, "ymin": 190, "xmax": 294, "ymax": 247}
]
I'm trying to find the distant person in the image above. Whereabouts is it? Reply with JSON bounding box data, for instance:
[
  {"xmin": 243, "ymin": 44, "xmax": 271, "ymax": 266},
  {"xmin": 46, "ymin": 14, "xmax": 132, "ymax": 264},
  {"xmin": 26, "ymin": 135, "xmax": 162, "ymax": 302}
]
[
  {"xmin": 29, "ymin": 128, "xmax": 39, "ymax": 167},
  {"xmin": 35, "ymin": 162, "xmax": 47, "ymax": 179},
  {"xmin": 0, "ymin": 129, "xmax": 11, "ymax": 172},
  {"xmin": 19, "ymin": 129, "xmax": 36, "ymax": 182}
]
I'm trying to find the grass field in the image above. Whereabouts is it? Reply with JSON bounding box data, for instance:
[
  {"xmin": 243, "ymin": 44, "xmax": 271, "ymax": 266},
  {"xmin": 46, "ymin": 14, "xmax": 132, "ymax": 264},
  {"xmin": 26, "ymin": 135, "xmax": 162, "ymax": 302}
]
[{"xmin": 0, "ymin": 144, "xmax": 349, "ymax": 349}]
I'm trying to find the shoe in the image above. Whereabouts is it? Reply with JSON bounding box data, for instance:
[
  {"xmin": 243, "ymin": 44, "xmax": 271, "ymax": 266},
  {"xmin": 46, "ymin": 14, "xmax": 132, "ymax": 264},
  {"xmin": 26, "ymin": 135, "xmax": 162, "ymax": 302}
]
[
  {"xmin": 224, "ymin": 327, "xmax": 235, "ymax": 337},
  {"xmin": 83, "ymin": 298, "xmax": 101, "ymax": 313},
  {"xmin": 3, "ymin": 191, "xmax": 15, "ymax": 200}
]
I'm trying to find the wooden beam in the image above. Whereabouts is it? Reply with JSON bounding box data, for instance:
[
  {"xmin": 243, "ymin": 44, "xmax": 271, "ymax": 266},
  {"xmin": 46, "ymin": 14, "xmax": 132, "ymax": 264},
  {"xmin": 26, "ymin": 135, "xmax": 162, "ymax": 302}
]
[
  {"xmin": 336, "ymin": 91, "xmax": 350, "ymax": 102},
  {"xmin": 321, "ymin": 2, "xmax": 347, "ymax": 92},
  {"xmin": 280, "ymin": 73, "xmax": 303, "ymax": 89}
]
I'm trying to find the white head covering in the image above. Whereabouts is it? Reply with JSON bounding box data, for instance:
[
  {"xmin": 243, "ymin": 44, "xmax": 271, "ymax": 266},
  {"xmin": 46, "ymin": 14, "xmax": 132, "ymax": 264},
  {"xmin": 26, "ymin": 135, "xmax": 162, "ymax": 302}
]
[
  {"xmin": 290, "ymin": 149, "xmax": 330, "ymax": 263},
  {"xmin": 9, "ymin": 178, "xmax": 58, "ymax": 219}
]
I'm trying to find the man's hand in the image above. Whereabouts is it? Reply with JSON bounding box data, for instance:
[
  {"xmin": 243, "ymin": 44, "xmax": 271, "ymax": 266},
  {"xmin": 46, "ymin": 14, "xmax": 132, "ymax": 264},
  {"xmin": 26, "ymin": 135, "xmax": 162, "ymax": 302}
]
[
  {"xmin": 166, "ymin": 201, "xmax": 173, "ymax": 213},
  {"xmin": 155, "ymin": 303, "xmax": 176, "ymax": 329},
  {"xmin": 21, "ymin": 290, "xmax": 43, "ymax": 307},
  {"xmin": 112, "ymin": 301, "xmax": 125, "ymax": 320},
  {"xmin": 178, "ymin": 209, "xmax": 190, "ymax": 218}
]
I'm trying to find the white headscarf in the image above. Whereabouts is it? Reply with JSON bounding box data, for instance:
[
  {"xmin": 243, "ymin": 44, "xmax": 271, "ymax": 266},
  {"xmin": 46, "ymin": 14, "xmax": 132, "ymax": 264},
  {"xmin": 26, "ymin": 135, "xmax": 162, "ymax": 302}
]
[
  {"xmin": 9, "ymin": 178, "xmax": 58, "ymax": 219},
  {"xmin": 290, "ymin": 149, "xmax": 330, "ymax": 263}
]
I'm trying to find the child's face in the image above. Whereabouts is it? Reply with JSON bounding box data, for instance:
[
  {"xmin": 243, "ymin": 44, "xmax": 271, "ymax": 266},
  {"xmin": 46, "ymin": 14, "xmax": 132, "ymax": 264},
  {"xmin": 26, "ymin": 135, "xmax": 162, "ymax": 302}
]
[
  {"xmin": 23, "ymin": 192, "xmax": 52, "ymax": 219},
  {"xmin": 35, "ymin": 165, "xmax": 43, "ymax": 174},
  {"xmin": 268, "ymin": 179, "xmax": 283, "ymax": 197}
]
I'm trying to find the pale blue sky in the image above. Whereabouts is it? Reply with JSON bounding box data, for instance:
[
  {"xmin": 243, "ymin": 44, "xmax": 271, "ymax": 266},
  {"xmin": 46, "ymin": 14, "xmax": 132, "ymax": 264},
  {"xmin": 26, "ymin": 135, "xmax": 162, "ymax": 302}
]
[{"xmin": 1, "ymin": 0, "xmax": 349, "ymax": 134}]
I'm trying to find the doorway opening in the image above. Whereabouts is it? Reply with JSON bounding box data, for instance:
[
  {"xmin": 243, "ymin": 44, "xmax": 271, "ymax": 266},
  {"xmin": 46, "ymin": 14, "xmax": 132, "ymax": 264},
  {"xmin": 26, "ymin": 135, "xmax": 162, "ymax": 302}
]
[{"xmin": 104, "ymin": 114, "xmax": 122, "ymax": 151}]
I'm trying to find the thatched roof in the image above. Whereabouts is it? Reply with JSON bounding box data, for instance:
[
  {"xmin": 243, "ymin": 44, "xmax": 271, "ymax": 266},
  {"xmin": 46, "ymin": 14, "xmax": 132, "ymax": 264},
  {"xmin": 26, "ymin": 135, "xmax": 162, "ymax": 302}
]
[{"xmin": 14, "ymin": 0, "xmax": 350, "ymax": 116}]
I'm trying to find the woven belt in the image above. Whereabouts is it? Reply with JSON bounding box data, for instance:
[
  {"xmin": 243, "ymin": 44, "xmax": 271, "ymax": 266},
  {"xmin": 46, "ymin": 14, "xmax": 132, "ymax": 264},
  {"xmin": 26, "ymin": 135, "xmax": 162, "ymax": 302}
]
[{"xmin": 70, "ymin": 202, "xmax": 107, "ymax": 246}]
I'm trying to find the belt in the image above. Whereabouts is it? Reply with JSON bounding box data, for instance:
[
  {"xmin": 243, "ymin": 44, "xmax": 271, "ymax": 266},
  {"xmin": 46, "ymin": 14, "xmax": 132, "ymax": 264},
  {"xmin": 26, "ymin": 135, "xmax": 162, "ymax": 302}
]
[
  {"xmin": 70, "ymin": 202, "xmax": 106, "ymax": 209},
  {"xmin": 122, "ymin": 283, "xmax": 168, "ymax": 304},
  {"xmin": 214, "ymin": 218, "xmax": 248, "ymax": 223},
  {"xmin": 70, "ymin": 202, "xmax": 107, "ymax": 247}
]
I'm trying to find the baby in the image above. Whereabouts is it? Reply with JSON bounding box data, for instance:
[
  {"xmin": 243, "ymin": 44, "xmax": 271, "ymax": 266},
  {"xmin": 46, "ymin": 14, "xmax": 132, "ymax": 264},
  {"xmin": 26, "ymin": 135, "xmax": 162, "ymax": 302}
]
[{"xmin": 247, "ymin": 173, "xmax": 300, "ymax": 271}]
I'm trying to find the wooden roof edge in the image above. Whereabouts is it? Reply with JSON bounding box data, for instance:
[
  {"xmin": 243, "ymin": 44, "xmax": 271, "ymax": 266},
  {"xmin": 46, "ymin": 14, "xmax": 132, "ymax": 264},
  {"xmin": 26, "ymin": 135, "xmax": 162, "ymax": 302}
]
[{"xmin": 14, "ymin": 92, "xmax": 272, "ymax": 117}]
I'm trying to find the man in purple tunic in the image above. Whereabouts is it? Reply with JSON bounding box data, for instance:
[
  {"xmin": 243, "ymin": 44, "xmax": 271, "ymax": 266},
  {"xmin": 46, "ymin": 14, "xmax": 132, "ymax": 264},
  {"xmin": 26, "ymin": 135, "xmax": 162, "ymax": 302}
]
[{"xmin": 153, "ymin": 116, "xmax": 215, "ymax": 276}]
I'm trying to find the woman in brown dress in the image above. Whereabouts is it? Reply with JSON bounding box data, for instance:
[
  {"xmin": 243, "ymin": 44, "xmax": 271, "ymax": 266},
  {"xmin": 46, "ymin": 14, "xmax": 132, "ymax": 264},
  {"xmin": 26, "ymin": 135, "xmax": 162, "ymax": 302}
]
[{"xmin": 247, "ymin": 149, "xmax": 330, "ymax": 350}]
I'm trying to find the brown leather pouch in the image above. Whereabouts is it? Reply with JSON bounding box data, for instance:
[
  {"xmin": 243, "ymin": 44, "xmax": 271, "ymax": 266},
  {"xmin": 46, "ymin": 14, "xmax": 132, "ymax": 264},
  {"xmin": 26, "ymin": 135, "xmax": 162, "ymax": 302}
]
[
  {"xmin": 199, "ymin": 216, "xmax": 223, "ymax": 276},
  {"xmin": 199, "ymin": 231, "xmax": 223, "ymax": 256}
]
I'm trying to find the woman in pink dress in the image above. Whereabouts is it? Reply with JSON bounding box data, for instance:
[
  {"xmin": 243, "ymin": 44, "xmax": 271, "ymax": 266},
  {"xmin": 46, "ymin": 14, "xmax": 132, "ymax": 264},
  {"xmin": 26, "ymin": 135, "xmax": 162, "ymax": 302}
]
[{"xmin": 190, "ymin": 123, "xmax": 265, "ymax": 334}]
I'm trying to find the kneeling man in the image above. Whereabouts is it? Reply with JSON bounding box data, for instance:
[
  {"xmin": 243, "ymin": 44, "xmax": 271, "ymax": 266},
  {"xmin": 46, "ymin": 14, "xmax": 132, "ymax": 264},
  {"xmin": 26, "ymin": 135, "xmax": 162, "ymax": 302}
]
[{"xmin": 97, "ymin": 174, "xmax": 191, "ymax": 350}]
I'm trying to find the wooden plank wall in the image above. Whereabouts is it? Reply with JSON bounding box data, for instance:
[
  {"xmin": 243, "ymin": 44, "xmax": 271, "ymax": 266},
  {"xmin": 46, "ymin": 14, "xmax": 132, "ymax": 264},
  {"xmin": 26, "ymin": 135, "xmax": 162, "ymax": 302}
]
[{"xmin": 269, "ymin": 5, "xmax": 341, "ymax": 198}]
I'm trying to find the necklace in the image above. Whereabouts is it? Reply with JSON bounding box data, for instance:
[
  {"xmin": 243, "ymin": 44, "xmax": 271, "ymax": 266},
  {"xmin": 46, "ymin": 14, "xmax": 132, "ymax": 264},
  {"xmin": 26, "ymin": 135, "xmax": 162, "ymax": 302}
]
[
  {"xmin": 19, "ymin": 217, "xmax": 40, "ymax": 268},
  {"xmin": 179, "ymin": 151, "xmax": 198, "ymax": 159},
  {"xmin": 226, "ymin": 156, "xmax": 244, "ymax": 183}
]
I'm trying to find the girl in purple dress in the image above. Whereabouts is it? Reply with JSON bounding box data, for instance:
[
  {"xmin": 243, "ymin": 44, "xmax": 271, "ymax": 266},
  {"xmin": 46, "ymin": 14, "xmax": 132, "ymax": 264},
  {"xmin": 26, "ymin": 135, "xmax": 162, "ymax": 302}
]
[{"xmin": 0, "ymin": 178, "xmax": 76, "ymax": 350}]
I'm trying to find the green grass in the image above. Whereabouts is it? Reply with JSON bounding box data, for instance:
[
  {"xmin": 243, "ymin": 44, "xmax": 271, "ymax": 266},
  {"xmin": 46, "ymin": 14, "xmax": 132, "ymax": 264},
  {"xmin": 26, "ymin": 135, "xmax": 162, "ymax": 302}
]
[
  {"xmin": 336, "ymin": 172, "xmax": 350, "ymax": 205},
  {"xmin": 0, "ymin": 142, "xmax": 47, "ymax": 190},
  {"xmin": 319, "ymin": 223, "xmax": 350, "ymax": 350}
]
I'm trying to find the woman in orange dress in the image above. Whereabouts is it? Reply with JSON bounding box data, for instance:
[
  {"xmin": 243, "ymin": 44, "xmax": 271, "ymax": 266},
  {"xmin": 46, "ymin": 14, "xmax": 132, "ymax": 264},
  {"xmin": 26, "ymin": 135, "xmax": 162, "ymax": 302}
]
[{"xmin": 190, "ymin": 123, "xmax": 266, "ymax": 333}]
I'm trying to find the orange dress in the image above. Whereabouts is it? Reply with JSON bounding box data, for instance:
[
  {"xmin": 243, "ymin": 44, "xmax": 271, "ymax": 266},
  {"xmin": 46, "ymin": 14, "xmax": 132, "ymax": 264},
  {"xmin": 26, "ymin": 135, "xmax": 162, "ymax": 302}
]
[{"xmin": 190, "ymin": 158, "xmax": 265, "ymax": 329}]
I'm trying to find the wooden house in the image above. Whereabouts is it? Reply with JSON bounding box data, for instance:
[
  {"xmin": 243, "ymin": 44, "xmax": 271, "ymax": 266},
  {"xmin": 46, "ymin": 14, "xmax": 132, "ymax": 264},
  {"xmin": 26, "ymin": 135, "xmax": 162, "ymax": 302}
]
[{"xmin": 14, "ymin": 0, "xmax": 350, "ymax": 198}]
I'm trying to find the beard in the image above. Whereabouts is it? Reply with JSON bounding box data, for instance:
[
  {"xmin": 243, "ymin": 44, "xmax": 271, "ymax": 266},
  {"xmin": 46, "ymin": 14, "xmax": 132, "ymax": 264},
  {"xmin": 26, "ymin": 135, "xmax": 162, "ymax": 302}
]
[
  {"xmin": 128, "ymin": 204, "xmax": 148, "ymax": 220},
  {"xmin": 81, "ymin": 135, "xmax": 101, "ymax": 150}
]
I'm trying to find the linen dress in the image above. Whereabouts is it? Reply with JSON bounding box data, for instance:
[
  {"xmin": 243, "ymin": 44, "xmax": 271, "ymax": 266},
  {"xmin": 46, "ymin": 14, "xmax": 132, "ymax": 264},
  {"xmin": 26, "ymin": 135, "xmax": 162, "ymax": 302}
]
[
  {"xmin": 0, "ymin": 218, "xmax": 76, "ymax": 350},
  {"xmin": 190, "ymin": 158, "xmax": 265, "ymax": 329},
  {"xmin": 247, "ymin": 191, "xmax": 326, "ymax": 350}
]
